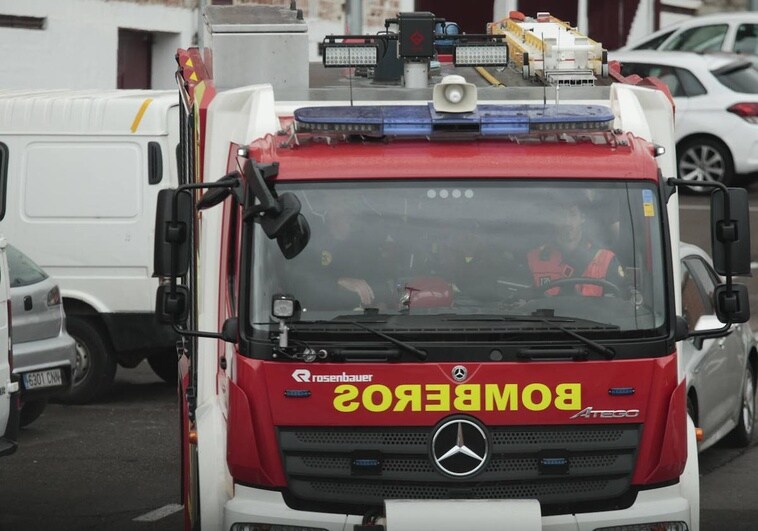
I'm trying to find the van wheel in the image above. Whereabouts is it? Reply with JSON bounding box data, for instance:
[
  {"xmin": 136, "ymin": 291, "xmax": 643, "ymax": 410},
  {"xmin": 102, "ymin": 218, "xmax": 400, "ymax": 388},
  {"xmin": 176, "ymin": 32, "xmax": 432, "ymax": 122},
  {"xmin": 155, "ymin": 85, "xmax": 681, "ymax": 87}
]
[
  {"xmin": 59, "ymin": 317, "xmax": 117, "ymax": 404},
  {"xmin": 727, "ymin": 366, "xmax": 756, "ymax": 447},
  {"xmin": 147, "ymin": 351, "xmax": 178, "ymax": 385},
  {"xmin": 20, "ymin": 399, "xmax": 47, "ymax": 427}
]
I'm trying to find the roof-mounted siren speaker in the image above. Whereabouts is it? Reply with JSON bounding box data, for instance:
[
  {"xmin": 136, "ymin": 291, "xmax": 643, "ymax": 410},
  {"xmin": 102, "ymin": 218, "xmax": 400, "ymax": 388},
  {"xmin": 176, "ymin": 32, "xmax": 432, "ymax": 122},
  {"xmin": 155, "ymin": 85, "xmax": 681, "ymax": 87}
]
[{"xmin": 432, "ymin": 75, "xmax": 477, "ymax": 113}]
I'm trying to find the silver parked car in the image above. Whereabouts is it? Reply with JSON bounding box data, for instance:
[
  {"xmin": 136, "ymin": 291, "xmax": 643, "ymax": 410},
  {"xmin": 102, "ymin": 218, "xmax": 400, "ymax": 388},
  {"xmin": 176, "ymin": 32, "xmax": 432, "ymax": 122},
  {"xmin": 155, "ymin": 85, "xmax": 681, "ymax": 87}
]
[
  {"xmin": 0, "ymin": 237, "xmax": 19, "ymax": 454},
  {"xmin": 680, "ymin": 242, "xmax": 757, "ymax": 451},
  {"xmin": 7, "ymin": 244, "xmax": 76, "ymax": 427}
]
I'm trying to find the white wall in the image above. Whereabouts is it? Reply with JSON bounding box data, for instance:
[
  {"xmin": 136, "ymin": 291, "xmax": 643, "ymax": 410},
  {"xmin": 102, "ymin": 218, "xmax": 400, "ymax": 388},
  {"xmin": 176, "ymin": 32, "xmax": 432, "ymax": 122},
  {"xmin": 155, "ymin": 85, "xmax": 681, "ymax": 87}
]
[{"xmin": 0, "ymin": 0, "xmax": 196, "ymax": 89}]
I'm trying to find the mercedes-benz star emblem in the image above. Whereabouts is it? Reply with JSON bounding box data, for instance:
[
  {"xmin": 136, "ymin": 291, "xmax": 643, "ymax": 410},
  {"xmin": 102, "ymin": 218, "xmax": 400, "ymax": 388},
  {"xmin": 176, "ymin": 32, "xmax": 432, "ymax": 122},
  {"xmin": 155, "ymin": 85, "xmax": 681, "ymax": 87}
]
[
  {"xmin": 430, "ymin": 417, "xmax": 489, "ymax": 477},
  {"xmin": 451, "ymin": 365, "xmax": 467, "ymax": 382}
]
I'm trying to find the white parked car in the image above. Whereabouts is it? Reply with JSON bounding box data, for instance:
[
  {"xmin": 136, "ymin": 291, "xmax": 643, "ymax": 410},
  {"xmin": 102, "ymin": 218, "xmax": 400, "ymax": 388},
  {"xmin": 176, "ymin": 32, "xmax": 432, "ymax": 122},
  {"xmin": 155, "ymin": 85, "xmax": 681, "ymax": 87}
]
[
  {"xmin": 679, "ymin": 242, "xmax": 757, "ymax": 452},
  {"xmin": 618, "ymin": 12, "xmax": 758, "ymax": 56},
  {"xmin": 609, "ymin": 50, "xmax": 758, "ymax": 190}
]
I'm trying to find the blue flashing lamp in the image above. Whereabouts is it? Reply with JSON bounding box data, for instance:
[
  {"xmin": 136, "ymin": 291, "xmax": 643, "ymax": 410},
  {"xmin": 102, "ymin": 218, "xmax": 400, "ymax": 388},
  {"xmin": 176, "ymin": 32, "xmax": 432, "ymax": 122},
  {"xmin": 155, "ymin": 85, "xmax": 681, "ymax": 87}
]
[{"xmin": 294, "ymin": 104, "xmax": 615, "ymax": 138}]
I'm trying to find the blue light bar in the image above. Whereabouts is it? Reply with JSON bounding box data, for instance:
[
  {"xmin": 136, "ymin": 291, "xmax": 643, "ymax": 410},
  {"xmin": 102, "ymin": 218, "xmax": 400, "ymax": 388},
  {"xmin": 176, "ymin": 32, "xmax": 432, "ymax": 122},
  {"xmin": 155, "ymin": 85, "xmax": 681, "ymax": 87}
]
[{"xmin": 294, "ymin": 104, "xmax": 615, "ymax": 138}]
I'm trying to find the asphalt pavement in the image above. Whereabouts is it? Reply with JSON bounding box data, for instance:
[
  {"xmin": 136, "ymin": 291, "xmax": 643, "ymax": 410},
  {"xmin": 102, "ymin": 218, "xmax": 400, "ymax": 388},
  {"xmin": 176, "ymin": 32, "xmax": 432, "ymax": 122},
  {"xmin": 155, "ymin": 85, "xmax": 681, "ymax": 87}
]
[{"xmin": 0, "ymin": 362, "xmax": 182, "ymax": 531}]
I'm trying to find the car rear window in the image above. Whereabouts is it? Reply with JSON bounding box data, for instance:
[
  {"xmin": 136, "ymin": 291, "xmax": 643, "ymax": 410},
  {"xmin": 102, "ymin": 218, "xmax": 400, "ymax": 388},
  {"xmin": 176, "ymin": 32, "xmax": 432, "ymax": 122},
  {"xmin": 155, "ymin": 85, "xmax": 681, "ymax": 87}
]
[
  {"xmin": 734, "ymin": 23, "xmax": 757, "ymax": 55},
  {"xmin": 6, "ymin": 245, "xmax": 48, "ymax": 287},
  {"xmin": 713, "ymin": 62, "xmax": 758, "ymax": 94}
]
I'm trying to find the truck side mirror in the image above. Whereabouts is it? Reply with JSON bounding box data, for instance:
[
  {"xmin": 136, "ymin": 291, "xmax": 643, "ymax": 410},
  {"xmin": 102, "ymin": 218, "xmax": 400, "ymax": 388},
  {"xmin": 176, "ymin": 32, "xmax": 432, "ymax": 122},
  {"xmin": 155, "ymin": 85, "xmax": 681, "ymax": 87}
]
[
  {"xmin": 711, "ymin": 187, "xmax": 751, "ymax": 276},
  {"xmin": 715, "ymin": 283, "xmax": 750, "ymax": 324},
  {"xmin": 277, "ymin": 213, "xmax": 311, "ymax": 259},
  {"xmin": 257, "ymin": 192, "xmax": 302, "ymax": 239},
  {"xmin": 156, "ymin": 284, "xmax": 190, "ymax": 323},
  {"xmin": 221, "ymin": 317, "xmax": 239, "ymax": 342},
  {"xmin": 154, "ymin": 189, "xmax": 193, "ymax": 277}
]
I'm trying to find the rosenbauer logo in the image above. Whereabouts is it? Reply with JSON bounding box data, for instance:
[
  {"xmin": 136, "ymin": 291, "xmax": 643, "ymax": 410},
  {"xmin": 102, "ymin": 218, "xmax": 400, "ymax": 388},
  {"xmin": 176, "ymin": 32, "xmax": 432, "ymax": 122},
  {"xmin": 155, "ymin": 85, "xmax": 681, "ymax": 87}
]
[{"xmin": 291, "ymin": 369, "xmax": 373, "ymax": 383}]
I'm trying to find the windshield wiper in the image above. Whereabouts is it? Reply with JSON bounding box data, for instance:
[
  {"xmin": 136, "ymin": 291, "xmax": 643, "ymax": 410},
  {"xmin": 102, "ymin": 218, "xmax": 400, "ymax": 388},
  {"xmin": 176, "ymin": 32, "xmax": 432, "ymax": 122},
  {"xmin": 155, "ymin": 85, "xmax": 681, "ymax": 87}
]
[
  {"xmin": 526, "ymin": 317, "xmax": 615, "ymax": 360},
  {"xmin": 345, "ymin": 321, "xmax": 427, "ymax": 360},
  {"xmin": 294, "ymin": 319, "xmax": 428, "ymax": 361},
  {"xmin": 446, "ymin": 315, "xmax": 616, "ymax": 360}
]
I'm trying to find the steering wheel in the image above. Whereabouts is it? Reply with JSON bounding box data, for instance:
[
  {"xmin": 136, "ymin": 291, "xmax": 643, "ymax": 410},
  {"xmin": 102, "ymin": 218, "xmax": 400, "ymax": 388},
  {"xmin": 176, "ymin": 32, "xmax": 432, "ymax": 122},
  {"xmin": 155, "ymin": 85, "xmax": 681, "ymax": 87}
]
[{"xmin": 538, "ymin": 277, "xmax": 622, "ymax": 297}]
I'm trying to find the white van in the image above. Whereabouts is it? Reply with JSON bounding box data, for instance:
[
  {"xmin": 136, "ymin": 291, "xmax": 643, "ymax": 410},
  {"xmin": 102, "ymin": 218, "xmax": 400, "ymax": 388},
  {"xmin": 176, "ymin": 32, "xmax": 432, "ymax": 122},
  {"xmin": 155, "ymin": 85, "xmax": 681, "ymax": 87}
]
[
  {"xmin": 0, "ymin": 90, "xmax": 181, "ymax": 403},
  {"xmin": 0, "ymin": 236, "xmax": 20, "ymax": 456}
]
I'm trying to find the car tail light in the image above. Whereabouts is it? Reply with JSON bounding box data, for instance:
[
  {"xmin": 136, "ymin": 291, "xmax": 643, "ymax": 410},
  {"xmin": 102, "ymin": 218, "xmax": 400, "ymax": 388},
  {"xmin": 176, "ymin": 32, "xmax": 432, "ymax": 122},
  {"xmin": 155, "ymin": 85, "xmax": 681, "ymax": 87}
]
[
  {"xmin": 47, "ymin": 285, "xmax": 61, "ymax": 306},
  {"xmin": 7, "ymin": 300, "xmax": 13, "ymax": 373},
  {"xmin": 727, "ymin": 102, "xmax": 758, "ymax": 124}
]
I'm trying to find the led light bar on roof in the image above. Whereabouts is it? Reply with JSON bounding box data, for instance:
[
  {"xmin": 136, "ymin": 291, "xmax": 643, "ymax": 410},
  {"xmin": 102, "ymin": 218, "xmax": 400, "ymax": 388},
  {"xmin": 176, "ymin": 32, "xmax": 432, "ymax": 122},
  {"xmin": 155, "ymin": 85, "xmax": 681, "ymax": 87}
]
[
  {"xmin": 294, "ymin": 104, "xmax": 614, "ymax": 138},
  {"xmin": 322, "ymin": 44, "xmax": 378, "ymax": 67},
  {"xmin": 453, "ymin": 43, "xmax": 509, "ymax": 66}
]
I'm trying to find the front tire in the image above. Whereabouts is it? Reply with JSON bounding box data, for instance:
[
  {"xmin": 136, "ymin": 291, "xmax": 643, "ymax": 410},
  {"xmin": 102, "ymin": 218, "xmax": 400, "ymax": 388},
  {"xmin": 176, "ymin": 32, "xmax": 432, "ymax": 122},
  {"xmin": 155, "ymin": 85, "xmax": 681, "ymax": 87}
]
[
  {"xmin": 20, "ymin": 399, "xmax": 47, "ymax": 427},
  {"xmin": 677, "ymin": 137, "xmax": 735, "ymax": 193},
  {"xmin": 59, "ymin": 317, "xmax": 117, "ymax": 404},
  {"xmin": 727, "ymin": 365, "xmax": 756, "ymax": 447},
  {"xmin": 147, "ymin": 351, "xmax": 178, "ymax": 385}
]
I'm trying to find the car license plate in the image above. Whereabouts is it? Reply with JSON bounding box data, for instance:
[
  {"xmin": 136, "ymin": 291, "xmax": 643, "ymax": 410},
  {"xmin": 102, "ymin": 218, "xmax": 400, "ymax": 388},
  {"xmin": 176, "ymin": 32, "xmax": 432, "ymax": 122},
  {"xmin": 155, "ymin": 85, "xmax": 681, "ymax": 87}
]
[{"xmin": 23, "ymin": 368, "xmax": 63, "ymax": 390}]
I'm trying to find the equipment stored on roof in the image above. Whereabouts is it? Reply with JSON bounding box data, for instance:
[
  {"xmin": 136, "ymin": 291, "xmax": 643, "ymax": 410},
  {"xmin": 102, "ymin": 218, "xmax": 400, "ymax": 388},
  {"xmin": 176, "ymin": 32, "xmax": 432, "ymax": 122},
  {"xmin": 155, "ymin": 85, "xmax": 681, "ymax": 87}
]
[
  {"xmin": 489, "ymin": 11, "xmax": 609, "ymax": 85},
  {"xmin": 321, "ymin": 11, "xmax": 507, "ymax": 88},
  {"xmin": 157, "ymin": 4, "xmax": 751, "ymax": 531}
]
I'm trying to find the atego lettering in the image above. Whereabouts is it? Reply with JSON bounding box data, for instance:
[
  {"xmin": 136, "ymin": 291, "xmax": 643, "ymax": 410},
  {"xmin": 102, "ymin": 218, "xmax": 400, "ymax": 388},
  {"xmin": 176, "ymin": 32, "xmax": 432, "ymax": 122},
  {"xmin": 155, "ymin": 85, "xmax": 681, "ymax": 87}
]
[
  {"xmin": 333, "ymin": 382, "xmax": 581, "ymax": 413},
  {"xmin": 570, "ymin": 406, "xmax": 640, "ymax": 419}
]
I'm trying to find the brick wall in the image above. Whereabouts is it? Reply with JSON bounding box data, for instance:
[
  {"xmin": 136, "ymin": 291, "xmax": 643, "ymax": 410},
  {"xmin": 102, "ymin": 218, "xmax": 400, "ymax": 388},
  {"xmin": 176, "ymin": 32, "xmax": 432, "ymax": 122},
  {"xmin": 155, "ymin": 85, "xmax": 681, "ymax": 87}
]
[
  {"xmin": 699, "ymin": 0, "xmax": 748, "ymax": 12},
  {"xmin": 366, "ymin": 0, "xmax": 401, "ymax": 26},
  {"xmin": 107, "ymin": 0, "xmax": 199, "ymax": 7},
  {"xmin": 210, "ymin": 0, "xmax": 403, "ymax": 24}
]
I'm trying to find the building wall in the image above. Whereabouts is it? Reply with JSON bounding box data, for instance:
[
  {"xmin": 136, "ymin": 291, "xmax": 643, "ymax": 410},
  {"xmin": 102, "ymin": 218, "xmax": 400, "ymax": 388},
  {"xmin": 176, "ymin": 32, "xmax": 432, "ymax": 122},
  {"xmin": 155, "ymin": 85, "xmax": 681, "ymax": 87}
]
[
  {"xmin": 220, "ymin": 0, "xmax": 414, "ymax": 61},
  {"xmin": 699, "ymin": 0, "xmax": 749, "ymax": 12},
  {"xmin": 0, "ymin": 0, "xmax": 197, "ymax": 89}
]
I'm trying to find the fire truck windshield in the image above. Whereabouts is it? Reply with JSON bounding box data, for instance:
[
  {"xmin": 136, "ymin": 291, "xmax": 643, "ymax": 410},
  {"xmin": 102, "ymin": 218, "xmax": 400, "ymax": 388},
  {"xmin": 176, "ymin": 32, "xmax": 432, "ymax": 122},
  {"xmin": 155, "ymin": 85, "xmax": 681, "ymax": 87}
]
[{"xmin": 250, "ymin": 180, "xmax": 667, "ymax": 335}]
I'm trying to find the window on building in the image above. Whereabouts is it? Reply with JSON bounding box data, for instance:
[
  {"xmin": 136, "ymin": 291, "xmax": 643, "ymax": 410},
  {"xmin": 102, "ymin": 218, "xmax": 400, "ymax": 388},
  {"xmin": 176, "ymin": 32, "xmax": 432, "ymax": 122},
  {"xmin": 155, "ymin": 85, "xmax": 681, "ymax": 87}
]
[{"xmin": 0, "ymin": 14, "xmax": 46, "ymax": 30}]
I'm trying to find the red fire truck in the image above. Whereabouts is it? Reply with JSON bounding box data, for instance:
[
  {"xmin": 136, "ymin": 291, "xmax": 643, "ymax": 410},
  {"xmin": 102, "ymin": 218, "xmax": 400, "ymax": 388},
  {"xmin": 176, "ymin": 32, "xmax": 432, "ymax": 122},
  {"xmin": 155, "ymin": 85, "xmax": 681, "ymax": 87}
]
[{"xmin": 154, "ymin": 5, "xmax": 752, "ymax": 531}]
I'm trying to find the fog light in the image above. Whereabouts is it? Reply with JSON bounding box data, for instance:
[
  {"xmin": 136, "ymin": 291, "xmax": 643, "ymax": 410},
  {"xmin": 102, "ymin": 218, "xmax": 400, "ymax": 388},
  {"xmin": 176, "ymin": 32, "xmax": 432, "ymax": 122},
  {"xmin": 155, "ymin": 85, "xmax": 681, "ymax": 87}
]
[
  {"xmin": 594, "ymin": 522, "xmax": 688, "ymax": 531},
  {"xmin": 453, "ymin": 43, "xmax": 508, "ymax": 66},
  {"xmin": 323, "ymin": 44, "xmax": 378, "ymax": 67},
  {"xmin": 271, "ymin": 294, "xmax": 295, "ymax": 319}
]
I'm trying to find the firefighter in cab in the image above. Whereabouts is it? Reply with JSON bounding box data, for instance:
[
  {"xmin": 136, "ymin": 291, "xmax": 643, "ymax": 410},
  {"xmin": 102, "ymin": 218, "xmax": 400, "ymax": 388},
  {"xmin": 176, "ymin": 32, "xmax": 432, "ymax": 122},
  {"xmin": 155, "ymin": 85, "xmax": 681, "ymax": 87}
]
[
  {"xmin": 528, "ymin": 196, "xmax": 626, "ymax": 296},
  {"xmin": 290, "ymin": 198, "xmax": 402, "ymax": 311}
]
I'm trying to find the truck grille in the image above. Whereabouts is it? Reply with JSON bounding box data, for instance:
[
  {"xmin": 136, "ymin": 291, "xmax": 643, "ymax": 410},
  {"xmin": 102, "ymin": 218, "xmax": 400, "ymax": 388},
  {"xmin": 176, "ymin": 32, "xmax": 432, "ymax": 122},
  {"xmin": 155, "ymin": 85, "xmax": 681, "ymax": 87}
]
[{"xmin": 278, "ymin": 424, "xmax": 640, "ymax": 510}]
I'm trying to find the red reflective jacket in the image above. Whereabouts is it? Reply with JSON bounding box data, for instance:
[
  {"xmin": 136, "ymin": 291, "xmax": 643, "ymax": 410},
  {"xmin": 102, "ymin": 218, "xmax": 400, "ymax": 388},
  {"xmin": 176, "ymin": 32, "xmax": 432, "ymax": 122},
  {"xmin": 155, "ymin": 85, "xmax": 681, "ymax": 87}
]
[{"xmin": 527, "ymin": 245, "xmax": 615, "ymax": 296}]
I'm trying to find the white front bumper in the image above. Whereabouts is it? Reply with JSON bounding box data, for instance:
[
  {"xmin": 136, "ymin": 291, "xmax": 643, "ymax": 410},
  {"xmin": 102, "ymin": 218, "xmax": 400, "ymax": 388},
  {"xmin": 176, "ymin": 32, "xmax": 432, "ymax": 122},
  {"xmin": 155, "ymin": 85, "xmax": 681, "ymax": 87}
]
[{"xmin": 223, "ymin": 482, "xmax": 693, "ymax": 531}]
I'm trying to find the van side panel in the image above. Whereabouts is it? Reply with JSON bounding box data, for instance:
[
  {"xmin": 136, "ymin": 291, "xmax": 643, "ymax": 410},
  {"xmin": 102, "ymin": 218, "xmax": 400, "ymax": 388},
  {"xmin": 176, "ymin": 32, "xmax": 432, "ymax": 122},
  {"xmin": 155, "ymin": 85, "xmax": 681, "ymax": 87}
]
[{"xmin": 21, "ymin": 139, "xmax": 152, "ymax": 311}]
